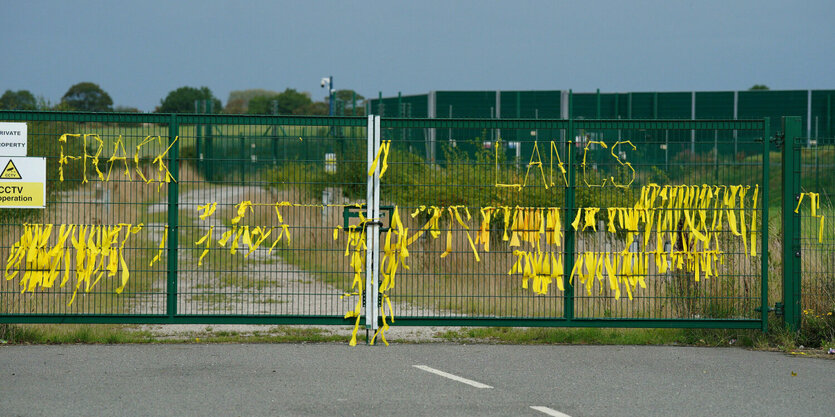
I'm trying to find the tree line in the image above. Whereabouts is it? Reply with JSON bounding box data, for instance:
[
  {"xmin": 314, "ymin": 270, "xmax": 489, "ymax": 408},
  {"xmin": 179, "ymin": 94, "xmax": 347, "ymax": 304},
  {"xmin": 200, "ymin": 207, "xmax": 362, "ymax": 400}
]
[
  {"xmin": 0, "ymin": 82, "xmax": 365, "ymax": 116},
  {"xmin": 3, "ymin": 82, "xmax": 770, "ymax": 115}
]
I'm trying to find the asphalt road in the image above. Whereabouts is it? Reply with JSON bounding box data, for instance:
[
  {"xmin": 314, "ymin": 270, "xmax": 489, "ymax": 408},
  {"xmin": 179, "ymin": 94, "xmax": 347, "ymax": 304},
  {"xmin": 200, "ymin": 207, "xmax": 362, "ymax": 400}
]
[{"xmin": 1, "ymin": 344, "xmax": 832, "ymax": 417}]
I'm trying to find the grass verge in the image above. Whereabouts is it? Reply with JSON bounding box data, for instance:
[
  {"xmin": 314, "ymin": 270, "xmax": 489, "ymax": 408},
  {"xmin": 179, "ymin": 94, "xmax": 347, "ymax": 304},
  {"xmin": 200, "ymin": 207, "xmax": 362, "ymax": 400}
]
[
  {"xmin": 0, "ymin": 324, "xmax": 347, "ymax": 345},
  {"xmin": 434, "ymin": 324, "xmax": 834, "ymax": 357},
  {"xmin": 0, "ymin": 324, "xmax": 156, "ymax": 344}
]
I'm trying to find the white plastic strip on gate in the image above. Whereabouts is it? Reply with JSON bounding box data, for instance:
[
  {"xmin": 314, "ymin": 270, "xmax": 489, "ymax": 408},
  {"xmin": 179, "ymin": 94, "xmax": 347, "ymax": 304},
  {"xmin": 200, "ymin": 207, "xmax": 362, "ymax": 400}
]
[
  {"xmin": 372, "ymin": 115, "xmax": 381, "ymax": 327},
  {"xmin": 365, "ymin": 115, "xmax": 374, "ymax": 330},
  {"xmin": 364, "ymin": 115, "xmax": 381, "ymax": 332}
]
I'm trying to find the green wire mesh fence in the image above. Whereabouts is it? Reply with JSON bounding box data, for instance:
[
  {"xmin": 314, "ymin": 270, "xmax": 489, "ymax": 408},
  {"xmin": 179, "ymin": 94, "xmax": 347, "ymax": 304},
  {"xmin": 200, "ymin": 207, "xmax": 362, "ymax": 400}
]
[
  {"xmin": 378, "ymin": 118, "xmax": 768, "ymax": 328},
  {"xmin": 0, "ymin": 111, "xmax": 788, "ymax": 333},
  {"xmin": 797, "ymin": 136, "xmax": 835, "ymax": 337}
]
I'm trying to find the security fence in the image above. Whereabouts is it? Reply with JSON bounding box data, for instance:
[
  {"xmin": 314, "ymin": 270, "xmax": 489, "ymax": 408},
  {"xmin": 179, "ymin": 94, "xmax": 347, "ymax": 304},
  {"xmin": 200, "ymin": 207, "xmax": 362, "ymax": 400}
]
[
  {"xmin": 0, "ymin": 110, "xmax": 824, "ymax": 343},
  {"xmin": 378, "ymin": 117, "xmax": 769, "ymax": 330},
  {"xmin": 370, "ymin": 89, "xmax": 834, "ymax": 144},
  {"xmin": 0, "ymin": 111, "xmax": 367, "ymax": 326},
  {"xmin": 789, "ymin": 118, "xmax": 835, "ymax": 340}
]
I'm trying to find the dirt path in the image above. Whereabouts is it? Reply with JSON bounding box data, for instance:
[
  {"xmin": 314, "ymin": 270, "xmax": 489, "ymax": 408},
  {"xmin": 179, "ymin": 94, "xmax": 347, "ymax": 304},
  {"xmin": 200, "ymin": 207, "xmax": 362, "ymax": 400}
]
[{"xmin": 138, "ymin": 185, "xmax": 452, "ymax": 340}]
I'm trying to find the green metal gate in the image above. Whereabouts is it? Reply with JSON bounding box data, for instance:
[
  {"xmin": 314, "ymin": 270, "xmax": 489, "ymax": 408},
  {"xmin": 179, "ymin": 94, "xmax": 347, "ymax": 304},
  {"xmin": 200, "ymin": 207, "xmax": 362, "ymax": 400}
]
[
  {"xmin": 1, "ymin": 111, "xmax": 772, "ymax": 333},
  {"xmin": 783, "ymin": 116, "xmax": 835, "ymax": 333},
  {"xmin": 0, "ymin": 111, "xmax": 367, "ymax": 325},
  {"xmin": 379, "ymin": 117, "xmax": 770, "ymax": 330}
]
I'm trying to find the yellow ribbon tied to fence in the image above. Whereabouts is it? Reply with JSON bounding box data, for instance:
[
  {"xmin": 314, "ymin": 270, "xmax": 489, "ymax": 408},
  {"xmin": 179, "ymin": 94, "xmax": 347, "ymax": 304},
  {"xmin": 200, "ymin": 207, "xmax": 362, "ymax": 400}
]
[
  {"xmin": 340, "ymin": 217, "xmax": 368, "ymax": 346},
  {"xmin": 371, "ymin": 207, "xmax": 411, "ymax": 346},
  {"xmin": 368, "ymin": 140, "xmax": 392, "ymax": 178},
  {"xmin": 4, "ymin": 223, "xmax": 142, "ymax": 305},
  {"xmin": 795, "ymin": 192, "xmax": 825, "ymax": 243}
]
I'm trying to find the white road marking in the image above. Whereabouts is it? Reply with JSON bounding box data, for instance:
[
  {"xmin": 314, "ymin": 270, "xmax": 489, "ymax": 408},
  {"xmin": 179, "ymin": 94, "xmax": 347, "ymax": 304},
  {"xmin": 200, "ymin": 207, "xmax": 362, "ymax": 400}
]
[
  {"xmin": 412, "ymin": 365, "xmax": 493, "ymax": 389},
  {"xmin": 530, "ymin": 406, "xmax": 572, "ymax": 417}
]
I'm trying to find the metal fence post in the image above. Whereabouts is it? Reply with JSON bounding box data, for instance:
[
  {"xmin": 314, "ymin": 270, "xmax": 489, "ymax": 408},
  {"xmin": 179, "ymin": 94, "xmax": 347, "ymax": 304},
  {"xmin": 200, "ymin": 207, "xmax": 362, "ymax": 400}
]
[
  {"xmin": 781, "ymin": 116, "xmax": 802, "ymax": 331},
  {"xmin": 563, "ymin": 112, "xmax": 575, "ymax": 321},
  {"xmin": 206, "ymin": 100, "xmax": 214, "ymax": 180},
  {"xmin": 761, "ymin": 118, "xmax": 770, "ymax": 332},
  {"xmin": 239, "ymin": 136, "xmax": 246, "ymax": 186},
  {"xmin": 195, "ymin": 101, "xmax": 203, "ymax": 175},
  {"xmin": 365, "ymin": 115, "xmax": 381, "ymax": 340},
  {"xmin": 691, "ymin": 91, "xmax": 696, "ymax": 154},
  {"xmin": 167, "ymin": 113, "xmax": 180, "ymax": 318},
  {"xmin": 806, "ymin": 90, "xmax": 812, "ymax": 147}
]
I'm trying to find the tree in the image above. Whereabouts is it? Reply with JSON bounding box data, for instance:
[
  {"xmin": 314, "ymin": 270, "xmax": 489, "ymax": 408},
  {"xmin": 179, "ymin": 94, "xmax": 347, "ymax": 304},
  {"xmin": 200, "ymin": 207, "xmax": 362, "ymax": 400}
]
[
  {"xmin": 114, "ymin": 106, "xmax": 142, "ymax": 127},
  {"xmin": 61, "ymin": 82, "xmax": 113, "ymax": 111},
  {"xmin": 224, "ymin": 89, "xmax": 279, "ymax": 113},
  {"xmin": 223, "ymin": 98, "xmax": 248, "ymax": 115},
  {"xmin": 334, "ymin": 89, "xmax": 364, "ymax": 102},
  {"xmin": 158, "ymin": 86, "xmax": 221, "ymax": 113},
  {"xmin": 333, "ymin": 89, "xmax": 365, "ymax": 115},
  {"xmin": 277, "ymin": 89, "xmax": 315, "ymax": 115},
  {"xmin": 749, "ymin": 85, "xmax": 770, "ymax": 91},
  {"xmin": 0, "ymin": 90, "xmax": 37, "ymax": 110},
  {"xmin": 302, "ymin": 101, "xmax": 329, "ymax": 115},
  {"xmin": 247, "ymin": 89, "xmax": 315, "ymax": 115}
]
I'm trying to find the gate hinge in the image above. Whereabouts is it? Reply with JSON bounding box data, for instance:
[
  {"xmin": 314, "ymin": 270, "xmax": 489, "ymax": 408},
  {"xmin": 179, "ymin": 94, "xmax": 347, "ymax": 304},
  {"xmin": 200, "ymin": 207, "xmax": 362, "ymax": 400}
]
[
  {"xmin": 755, "ymin": 303, "xmax": 783, "ymax": 316},
  {"xmin": 769, "ymin": 131, "xmax": 784, "ymax": 146}
]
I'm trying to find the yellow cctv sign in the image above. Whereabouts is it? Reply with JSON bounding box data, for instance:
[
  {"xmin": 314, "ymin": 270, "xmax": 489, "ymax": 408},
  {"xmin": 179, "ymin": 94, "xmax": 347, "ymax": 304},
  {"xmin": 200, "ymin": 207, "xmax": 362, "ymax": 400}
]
[{"xmin": 0, "ymin": 157, "xmax": 46, "ymax": 208}]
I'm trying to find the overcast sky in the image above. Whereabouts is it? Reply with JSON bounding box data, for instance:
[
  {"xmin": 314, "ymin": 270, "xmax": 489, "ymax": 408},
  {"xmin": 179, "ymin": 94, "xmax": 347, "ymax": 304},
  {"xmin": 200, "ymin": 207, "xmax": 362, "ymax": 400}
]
[{"xmin": 3, "ymin": 0, "xmax": 833, "ymax": 112}]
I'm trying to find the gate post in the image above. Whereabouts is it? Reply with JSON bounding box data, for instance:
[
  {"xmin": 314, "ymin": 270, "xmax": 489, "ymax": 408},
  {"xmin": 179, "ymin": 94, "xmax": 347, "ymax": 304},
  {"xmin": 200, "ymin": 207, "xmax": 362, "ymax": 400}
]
[
  {"xmin": 563, "ymin": 109, "xmax": 575, "ymax": 321},
  {"xmin": 760, "ymin": 118, "xmax": 770, "ymax": 332},
  {"xmin": 167, "ymin": 113, "xmax": 180, "ymax": 318},
  {"xmin": 781, "ymin": 116, "xmax": 802, "ymax": 331},
  {"xmin": 365, "ymin": 115, "xmax": 381, "ymax": 339}
]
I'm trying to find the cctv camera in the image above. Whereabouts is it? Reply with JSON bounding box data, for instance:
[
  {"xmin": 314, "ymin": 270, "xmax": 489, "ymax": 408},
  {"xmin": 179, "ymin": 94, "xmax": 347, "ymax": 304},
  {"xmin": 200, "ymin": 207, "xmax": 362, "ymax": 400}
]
[
  {"xmin": 321, "ymin": 80, "xmax": 326, "ymax": 88},
  {"xmin": 320, "ymin": 77, "xmax": 329, "ymax": 88}
]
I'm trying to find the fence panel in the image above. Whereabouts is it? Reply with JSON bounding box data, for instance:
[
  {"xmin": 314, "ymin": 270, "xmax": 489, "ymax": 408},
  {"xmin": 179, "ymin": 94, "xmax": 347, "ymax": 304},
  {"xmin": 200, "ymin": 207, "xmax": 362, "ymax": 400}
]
[
  {"xmin": 0, "ymin": 111, "xmax": 367, "ymax": 324},
  {"xmin": 0, "ymin": 111, "xmax": 770, "ymax": 332},
  {"xmin": 0, "ymin": 112, "xmax": 173, "ymax": 318},
  {"xmin": 379, "ymin": 117, "xmax": 768, "ymax": 328},
  {"xmin": 797, "ymin": 135, "xmax": 835, "ymax": 332},
  {"xmin": 378, "ymin": 118, "xmax": 569, "ymax": 325},
  {"xmin": 571, "ymin": 120, "xmax": 767, "ymax": 328}
]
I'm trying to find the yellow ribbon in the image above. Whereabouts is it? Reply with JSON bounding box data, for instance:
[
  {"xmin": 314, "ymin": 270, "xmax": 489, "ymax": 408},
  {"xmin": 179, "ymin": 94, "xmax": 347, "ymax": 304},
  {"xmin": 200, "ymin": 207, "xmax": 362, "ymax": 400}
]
[
  {"xmin": 197, "ymin": 202, "xmax": 218, "ymax": 220},
  {"xmin": 368, "ymin": 140, "xmax": 392, "ymax": 178}
]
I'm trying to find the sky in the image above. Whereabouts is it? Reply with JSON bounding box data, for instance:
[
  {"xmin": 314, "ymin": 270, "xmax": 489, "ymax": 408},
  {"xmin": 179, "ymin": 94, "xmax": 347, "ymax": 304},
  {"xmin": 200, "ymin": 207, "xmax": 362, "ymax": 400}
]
[{"xmin": 3, "ymin": 0, "xmax": 834, "ymax": 112}]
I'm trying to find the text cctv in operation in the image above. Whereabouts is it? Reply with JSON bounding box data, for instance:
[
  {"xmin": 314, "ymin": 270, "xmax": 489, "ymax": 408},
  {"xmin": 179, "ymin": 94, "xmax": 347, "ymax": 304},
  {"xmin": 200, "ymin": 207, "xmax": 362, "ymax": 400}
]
[
  {"xmin": 0, "ymin": 186, "xmax": 23, "ymax": 194},
  {"xmin": 0, "ymin": 186, "xmax": 24, "ymax": 194}
]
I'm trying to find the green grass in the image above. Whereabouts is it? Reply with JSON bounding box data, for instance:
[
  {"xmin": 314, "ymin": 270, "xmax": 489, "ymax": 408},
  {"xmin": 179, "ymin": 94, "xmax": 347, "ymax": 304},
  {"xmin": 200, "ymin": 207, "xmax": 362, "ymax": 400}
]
[
  {"xmin": 0, "ymin": 324, "xmax": 156, "ymax": 344},
  {"xmin": 0, "ymin": 324, "xmax": 344, "ymax": 344},
  {"xmin": 436, "ymin": 327, "xmax": 683, "ymax": 345},
  {"xmin": 433, "ymin": 324, "xmax": 831, "ymax": 354},
  {"xmin": 0, "ymin": 322, "xmax": 829, "ymax": 353},
  {"xmin": 197, "ymin": 326, "xmax": 343, "ymax": 343}
]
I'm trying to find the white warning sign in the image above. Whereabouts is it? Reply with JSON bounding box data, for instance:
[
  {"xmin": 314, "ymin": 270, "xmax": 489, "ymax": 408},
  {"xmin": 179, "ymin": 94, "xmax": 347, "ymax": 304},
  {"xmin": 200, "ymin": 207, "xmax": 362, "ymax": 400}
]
[
  {"xmin": 0, "ymin": 157, "xmax": 45, "ymax": 208},
  {"xmin": 0, "ymin": 122, "xmax": 27, "ymax": 156},
  {"xmin": 2, "ymin": 160, "xmax": 23, "ymax": 179}
]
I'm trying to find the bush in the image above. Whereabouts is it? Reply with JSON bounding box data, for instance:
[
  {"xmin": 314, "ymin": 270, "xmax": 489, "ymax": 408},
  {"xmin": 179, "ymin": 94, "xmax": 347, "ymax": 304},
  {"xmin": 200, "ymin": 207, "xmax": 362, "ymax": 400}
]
[{"xmin": 799, "ymin": 308, "xmax": 835, "ymax": 348}]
